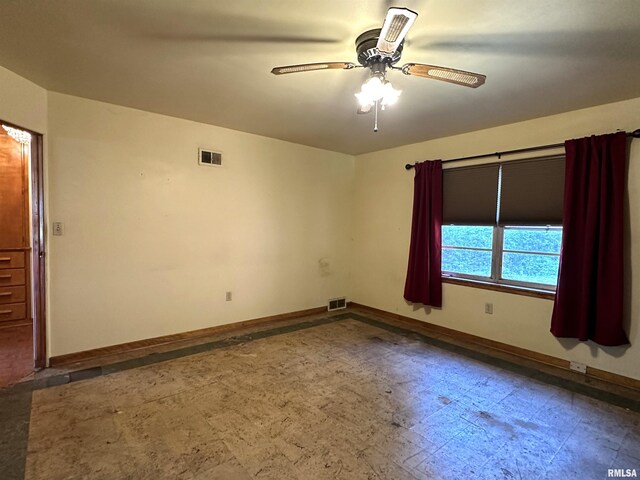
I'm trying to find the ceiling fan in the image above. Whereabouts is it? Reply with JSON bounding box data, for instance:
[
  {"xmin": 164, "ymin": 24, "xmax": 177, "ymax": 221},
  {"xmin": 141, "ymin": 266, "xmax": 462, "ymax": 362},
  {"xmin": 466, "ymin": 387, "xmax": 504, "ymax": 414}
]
[{"xmin": 271, "ymin": 7, "xmax": 486, "ymax": 131}]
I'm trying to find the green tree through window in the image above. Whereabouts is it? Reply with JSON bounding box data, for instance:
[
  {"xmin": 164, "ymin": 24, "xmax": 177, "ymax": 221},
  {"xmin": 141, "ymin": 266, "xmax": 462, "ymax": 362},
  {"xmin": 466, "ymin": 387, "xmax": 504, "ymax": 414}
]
[{"xmin": 442, "ymin": 225, "xmax": 561, "ymax": 289}]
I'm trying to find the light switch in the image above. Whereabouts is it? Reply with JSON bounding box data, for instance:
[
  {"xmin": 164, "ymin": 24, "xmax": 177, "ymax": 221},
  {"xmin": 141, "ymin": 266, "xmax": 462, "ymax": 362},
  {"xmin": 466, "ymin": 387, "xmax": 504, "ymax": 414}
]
[{"xmin": 53, "ymin": 222, "xmax": 64, "ymax": 236}]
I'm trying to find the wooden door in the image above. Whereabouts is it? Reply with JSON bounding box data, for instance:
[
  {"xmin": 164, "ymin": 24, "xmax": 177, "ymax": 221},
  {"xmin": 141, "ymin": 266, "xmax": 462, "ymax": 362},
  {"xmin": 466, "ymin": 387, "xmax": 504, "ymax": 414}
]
[{"xmin": 0, "ymin": 127, "xmax": 33, "ymax": 387}]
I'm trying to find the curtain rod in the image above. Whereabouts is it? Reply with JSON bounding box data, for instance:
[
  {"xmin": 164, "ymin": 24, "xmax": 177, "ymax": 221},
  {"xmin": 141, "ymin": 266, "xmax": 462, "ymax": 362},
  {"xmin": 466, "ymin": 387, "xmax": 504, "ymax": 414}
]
[{"xmin": 405, "ymin": 129, "xmax": 640, "ymax": 170}]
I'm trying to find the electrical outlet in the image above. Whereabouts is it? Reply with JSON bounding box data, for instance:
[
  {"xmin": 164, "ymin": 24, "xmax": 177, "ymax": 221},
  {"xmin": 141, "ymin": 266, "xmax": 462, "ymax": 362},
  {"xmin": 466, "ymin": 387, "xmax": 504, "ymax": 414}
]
[
  {"xmin": 484, "ymin": 302, "xmax": 493, "ymax": 314},
  {"xmin": 225, "ymin": 291, "xmax": 232, "ymax": 301},
  {"xmin": 53, "ymin": 222, "xmax": 64, "ymax": 236},
  {"xmin": 569, "ymin": 361, "xmax": 587, "ymax": 374}
]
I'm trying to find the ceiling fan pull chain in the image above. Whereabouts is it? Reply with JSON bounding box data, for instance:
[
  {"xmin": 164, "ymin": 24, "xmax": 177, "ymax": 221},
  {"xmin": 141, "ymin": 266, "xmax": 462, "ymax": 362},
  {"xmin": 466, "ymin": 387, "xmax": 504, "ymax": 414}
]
[{"xmin": 374, "ymin": 100, "xmax": 379, "ymax": 133}]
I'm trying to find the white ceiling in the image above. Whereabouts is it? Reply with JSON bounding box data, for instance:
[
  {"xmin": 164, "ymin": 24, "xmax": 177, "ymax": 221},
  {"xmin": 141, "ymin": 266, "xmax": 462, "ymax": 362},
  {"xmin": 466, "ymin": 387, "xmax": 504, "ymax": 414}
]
[{"xmin": 1, "ymin": 0, "xmax": 640, "ymax": 154}]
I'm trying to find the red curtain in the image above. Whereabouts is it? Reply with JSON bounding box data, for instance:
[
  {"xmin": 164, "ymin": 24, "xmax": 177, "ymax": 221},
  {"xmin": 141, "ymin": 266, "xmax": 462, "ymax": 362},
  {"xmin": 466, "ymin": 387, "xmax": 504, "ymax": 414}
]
[
  {"xmin": 551, "ymin": 132, "xmax": 629, "ymax": 346},
  {"xmin": 404, "ymin": 160, "xmax": 443, "ymax": 307}
]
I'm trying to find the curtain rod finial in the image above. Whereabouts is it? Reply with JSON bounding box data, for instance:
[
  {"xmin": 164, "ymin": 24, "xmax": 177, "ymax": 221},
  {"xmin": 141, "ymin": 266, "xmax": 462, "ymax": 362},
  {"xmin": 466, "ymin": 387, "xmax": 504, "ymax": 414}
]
[
  {"xmin": 405, "ymin": 163, "xmax": 414, "ymax": 170},
  {"xmin": 631, "ymin": 129, "xmax": 640, "ymax": 138}
]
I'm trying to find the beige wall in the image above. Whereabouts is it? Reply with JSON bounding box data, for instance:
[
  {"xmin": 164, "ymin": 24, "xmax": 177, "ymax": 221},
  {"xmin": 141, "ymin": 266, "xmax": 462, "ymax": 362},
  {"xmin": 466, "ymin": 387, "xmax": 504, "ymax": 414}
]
[
  {"xmin": 47, "ymin": 93, "xmax": 354, "ymax": 356},
  {"xmin": 352, "ymin": 97, "xmax": 640, "ymax": 381},
  {"xmin": 0, "ymin": 66, "xmax": 47, "ymax": 134},
  {"xmin": 2, "ymin": 64, "xmax": 639, "ymax": 383}
]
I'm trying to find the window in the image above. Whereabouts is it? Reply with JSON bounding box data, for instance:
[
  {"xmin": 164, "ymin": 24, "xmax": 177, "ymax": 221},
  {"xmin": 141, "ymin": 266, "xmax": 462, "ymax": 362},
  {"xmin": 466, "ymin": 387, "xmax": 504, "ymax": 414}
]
[
  {"xmin": 441, "ymin": 156, "xmax": 565, "ymax": 292},
  {"xmin": 501, "ymin": 226, "xmax": 562, "ymax": 286},
  {"xmin": 442, "ymin": 225, "xmax": 562, "ymax": 289},
  {"xmin": 442, "ymin": 225, "xmax": 493, "ymax": 278}
]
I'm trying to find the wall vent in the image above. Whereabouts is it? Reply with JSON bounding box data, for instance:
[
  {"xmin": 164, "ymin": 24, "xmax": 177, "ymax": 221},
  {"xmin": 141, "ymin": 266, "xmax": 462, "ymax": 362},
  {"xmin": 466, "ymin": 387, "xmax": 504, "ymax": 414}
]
[
  {"xmin": 198, "ymin": 148, "xmax": 222, "ymax": 167},
  {"xmin": 328, "ymin": 297, "xmax": 347, "ymax": 311}
]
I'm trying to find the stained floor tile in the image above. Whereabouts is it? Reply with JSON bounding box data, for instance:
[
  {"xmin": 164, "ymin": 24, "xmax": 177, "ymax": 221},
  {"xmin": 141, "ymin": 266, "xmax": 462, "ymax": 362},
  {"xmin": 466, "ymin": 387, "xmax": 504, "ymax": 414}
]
[{"xmin": 18, "ymin": 318, "xmax": 640, "ymax": 479}]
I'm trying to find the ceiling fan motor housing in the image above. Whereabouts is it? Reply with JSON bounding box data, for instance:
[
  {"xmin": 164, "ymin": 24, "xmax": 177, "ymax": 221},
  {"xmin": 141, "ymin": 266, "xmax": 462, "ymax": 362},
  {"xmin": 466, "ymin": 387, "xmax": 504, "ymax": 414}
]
[{"xmin": 356, "ymin": 28, "xmax": 404, "ymax": 67}]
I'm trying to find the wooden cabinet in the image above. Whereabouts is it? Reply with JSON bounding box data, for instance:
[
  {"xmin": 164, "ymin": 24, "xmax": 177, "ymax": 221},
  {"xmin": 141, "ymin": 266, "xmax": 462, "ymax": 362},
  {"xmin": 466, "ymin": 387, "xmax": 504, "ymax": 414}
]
[
  {"xmin": 0, "ymin": 268, "xmax": 26, "ymax": 287},
  {"xmin": 0, "ymin": 251, "xmax": 25, "ymax": 268},
  {"xmin": 0, "ymin": 252, "xmax": 27, "ymax": 324},
  {"xmin": 0, "ymin": 285, "xmax": 26, "ymax": 304},
  {"xmin": 0, "ymin": 132, "xmax": 30, "ymax": 326}
]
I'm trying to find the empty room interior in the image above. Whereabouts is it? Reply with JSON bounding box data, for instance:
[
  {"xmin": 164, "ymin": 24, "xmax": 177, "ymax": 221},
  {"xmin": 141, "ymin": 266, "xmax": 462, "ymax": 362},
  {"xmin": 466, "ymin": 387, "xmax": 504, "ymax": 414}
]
[{"xmin": 1, "ymin": 1, "xmax": 640, "ymax": 479}]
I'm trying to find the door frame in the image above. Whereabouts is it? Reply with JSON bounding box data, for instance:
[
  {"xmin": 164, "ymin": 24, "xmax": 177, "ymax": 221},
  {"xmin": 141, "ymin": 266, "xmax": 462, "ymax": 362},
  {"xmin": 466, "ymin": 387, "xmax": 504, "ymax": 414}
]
[
  {"xmin": 1, "ymin": 119, "xmax": 47, "ymax": 369},
  {"xmin": 31, "ymin": 133, "xmax": 46, "ymax": 368}
]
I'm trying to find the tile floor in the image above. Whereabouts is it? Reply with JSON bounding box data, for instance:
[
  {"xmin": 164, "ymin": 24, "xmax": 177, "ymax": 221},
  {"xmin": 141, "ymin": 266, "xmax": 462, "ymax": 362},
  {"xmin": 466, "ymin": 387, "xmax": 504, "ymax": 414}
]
[{"xmin": 5, "ymin": 316, "xmax": 640, "ymax": 479}]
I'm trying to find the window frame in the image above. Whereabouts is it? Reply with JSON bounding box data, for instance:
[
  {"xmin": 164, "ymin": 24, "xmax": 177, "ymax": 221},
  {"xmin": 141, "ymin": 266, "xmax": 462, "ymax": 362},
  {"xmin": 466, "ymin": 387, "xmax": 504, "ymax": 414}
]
[{"xmin": 442, "ymin": 224, "xmax": 562, "ymax": 293}]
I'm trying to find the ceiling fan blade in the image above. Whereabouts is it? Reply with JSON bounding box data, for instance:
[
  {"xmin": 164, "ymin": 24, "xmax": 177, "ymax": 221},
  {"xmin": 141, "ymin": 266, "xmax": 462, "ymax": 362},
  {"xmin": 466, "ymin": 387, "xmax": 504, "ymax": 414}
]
[
  {"xmin": 401, "ymin": 63, "xmax": 486, "ymax": 88},
  {"xmin": 153, "ymin": 34, "xmax": 340, "ymax": 44},
  {"xmin": 271, "ymin": 62, "xmax": 356, "ymax": 75},
  {"xmin": 376, "ymin": 7, "xmax": 418, "ymax": 55},
  {"xmin": 357, "ymin": 104, "xmax": 372, "ymax": 115}
]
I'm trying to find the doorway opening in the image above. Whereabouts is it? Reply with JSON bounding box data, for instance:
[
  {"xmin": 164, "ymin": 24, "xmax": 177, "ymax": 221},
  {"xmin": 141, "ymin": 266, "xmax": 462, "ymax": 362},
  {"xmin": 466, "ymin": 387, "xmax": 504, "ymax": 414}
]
[{"xmin": 0, "ymin": 120, "xmax": 46, "ymax": 388}]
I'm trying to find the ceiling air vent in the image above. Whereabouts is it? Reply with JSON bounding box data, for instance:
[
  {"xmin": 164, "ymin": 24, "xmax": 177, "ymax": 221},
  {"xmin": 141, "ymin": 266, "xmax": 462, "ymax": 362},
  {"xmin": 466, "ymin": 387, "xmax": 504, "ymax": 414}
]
[
  {"xmin": 198, "ymin": 148, "xmax": 222, "ymax": 167},
  {"xmin": 328, "ymin": 297, "xmax": 347, "ymax": 311}
]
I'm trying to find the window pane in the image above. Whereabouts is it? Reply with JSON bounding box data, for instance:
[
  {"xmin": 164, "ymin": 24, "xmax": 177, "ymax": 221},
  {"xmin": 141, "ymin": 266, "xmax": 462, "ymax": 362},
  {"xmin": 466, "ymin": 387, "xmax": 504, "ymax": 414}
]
[
  {"xmin": 502, "ymin": 252, "xmax": 560, "ymax": 285},
  {"xmin": 503, "ymin": 227, "xmax": 562, "ymax": 254},
  {"xmin": 442, "ymin": 225, "xmax": 493, "ymax": 249},
  {"xmin": 443, "ymin": 248, "xmax": 492, "ymax": 277}
]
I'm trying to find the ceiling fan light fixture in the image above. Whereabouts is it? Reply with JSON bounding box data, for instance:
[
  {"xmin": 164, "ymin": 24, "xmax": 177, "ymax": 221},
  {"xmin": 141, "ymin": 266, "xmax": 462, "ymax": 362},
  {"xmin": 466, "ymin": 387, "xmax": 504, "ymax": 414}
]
[
  {"xmin": 355, "ymin": 91, "xmax": 372, "ymax": 107},
  {"xmin": 363, "ymin": 76, "xmax": 384, "ymax": 101},
  {"xmin": 355, "ymin": 76, "xmax": 401, "ymax": 107},
  {"xmin": 381, "ymin": 82, "xmax": 401, "ymax": 106}
]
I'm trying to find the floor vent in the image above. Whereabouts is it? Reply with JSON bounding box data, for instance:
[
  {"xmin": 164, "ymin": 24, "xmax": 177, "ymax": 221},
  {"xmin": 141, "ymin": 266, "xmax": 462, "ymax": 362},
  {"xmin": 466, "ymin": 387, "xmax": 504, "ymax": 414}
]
[
  {"xmin": 328, "ymin": 297, "xmax": 347, "ymax": 311},
  {"xmin": 198, "ymin": 148, "xmax": 222, "ymax": 167}
]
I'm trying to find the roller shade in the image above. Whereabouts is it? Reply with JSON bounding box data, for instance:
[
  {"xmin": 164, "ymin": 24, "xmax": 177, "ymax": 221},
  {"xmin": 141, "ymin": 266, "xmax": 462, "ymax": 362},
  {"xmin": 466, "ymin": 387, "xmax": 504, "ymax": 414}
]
[
  {"xmin": 443, "ymin": 164, "xmax": 500, "ymax": 225},
  {"xmin": 499, "ymin": 156, "xmax": 565, "ymax": 225}
]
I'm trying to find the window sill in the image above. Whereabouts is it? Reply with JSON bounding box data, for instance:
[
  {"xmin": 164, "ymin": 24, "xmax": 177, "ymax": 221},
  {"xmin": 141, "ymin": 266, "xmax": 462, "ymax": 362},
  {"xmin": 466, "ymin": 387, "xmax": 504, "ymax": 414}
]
[{"xmin": 442, "ymin": 276, "xmax": 556, "ymax": 300}]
